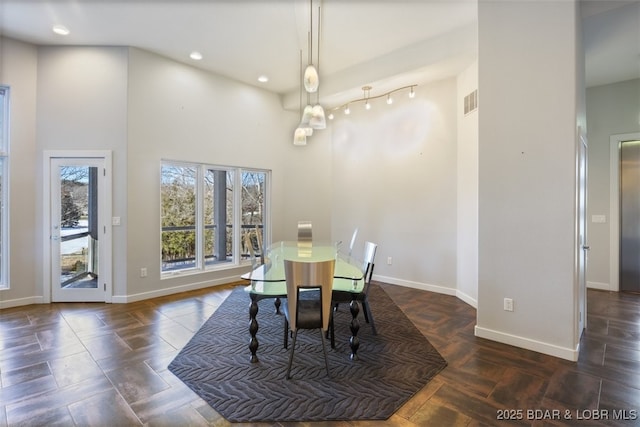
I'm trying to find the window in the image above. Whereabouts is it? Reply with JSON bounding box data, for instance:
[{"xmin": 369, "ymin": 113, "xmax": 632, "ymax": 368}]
[
  {"xmin": 161, "ymin": 161, "xmax": 269, "ymax": 275},
  {"xmin": 0, "ymin": 87, "xmax": 9, "ymax": 288}
]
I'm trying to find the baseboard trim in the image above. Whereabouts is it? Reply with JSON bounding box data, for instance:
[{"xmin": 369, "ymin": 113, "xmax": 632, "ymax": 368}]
[
  {"xmin": 0, "ymin": 295, "xmax": 44, "ymax": 309},
  {"xmin": 587, "ymin": 281, "xmax": 611, "ymax": 291},
  {"xmin": 112, "ymin": 275, "xmax": 243, "ymax": 303},
  {"xmin": 456, "ymin": 289, "xmax": 478, "ymax": 309},
  {"xmin": 474, "ymin": 325, "xmax": 579, "ymax": 361},
  {"xmin": 373, "ymin": 274, "xmax": 457, "ymax": 296}
]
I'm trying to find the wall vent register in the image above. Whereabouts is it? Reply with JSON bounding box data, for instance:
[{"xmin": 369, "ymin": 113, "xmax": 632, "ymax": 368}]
[{"xmin": 464, "ymin": 89, "xmax": 478, "ymax": 115}]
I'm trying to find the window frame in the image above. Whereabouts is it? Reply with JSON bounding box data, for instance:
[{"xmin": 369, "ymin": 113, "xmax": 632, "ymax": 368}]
[
  {"xmin": 160, "ymin": 160, "xmax": 270, "ymax": 277},
  {"xmin": 0, "ymin": 87, "xmax": 9, "ymax": 289}
]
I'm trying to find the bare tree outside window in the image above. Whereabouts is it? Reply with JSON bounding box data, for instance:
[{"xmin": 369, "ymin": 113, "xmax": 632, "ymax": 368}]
[{"xmin": 161, "ymin": 162, "xmax": 269, "ymax": 274}]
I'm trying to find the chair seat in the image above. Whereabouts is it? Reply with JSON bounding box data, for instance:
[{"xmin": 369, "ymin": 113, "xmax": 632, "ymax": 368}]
[{"xmin": 332, "ymin": 291, "xmax": 366, "ymax": 303}]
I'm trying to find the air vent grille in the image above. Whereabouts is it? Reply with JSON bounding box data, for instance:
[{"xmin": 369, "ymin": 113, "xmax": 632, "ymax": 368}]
[{"xmin": 464, "ymin": 90, "xmax": 478, "ymax": 115}]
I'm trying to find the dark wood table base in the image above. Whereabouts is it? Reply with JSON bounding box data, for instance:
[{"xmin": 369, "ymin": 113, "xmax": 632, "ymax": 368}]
[{"xmin": 248, "ymin": 293, "xmax": 361, "ymax": 363}]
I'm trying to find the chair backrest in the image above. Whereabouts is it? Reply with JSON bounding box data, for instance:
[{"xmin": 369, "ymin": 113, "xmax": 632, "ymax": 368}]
[
  {"xmin": 244, "ymin": 228, "xmax": 263, "ymax": 267},
  {"xmin": 253, "ymin": 225, "xmax": 264, "ymax": 264},
  {"xmin": 362, "ymin": 241, "xmax": 377, "ymax": 290},
  {"xmin": 284, "ymin": 258, "xmax": 335, "ymax": 331},
  {"xmin": 297, "ymin": 221, "xmax": 313, "ymax": 243},
  {"xmin": 348, "ymin": 227, "xmax": 359, "ymax": 256}
]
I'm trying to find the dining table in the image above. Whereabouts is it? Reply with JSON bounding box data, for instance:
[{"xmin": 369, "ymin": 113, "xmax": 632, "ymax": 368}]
[{"xmin": 241, "ymin": 241, "xmax": 366, "ymax": 363}]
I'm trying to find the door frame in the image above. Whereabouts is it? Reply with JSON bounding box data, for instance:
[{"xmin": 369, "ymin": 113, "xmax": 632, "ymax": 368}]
[
  {"xmin": 43, "ymin": 150, "xmax": 113, "ymax": 303},
  {"xmin": 576, "ymin": 129, "xmax": 588, "ymax": 340},
  {"xmin": 609, "ymin": 132, "xmax": 640, "ymax": 292}
]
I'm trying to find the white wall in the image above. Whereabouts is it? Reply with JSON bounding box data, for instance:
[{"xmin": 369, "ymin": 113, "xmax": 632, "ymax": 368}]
[
  {"xmin": 329, "ymin": 78, "xmax": 458, "ymax": 293},
  {"xmin": 0, "ymin": 37, "xmax": 38, "ymax": 308},
  {"xmin": 586, "ymin": 79, "xmax": 640, "ymax": 290},
  {"xmin": 457, "ymin": 61, "xmax": 479, "ymax": 307},
  {"xmin": 125, "ymin": 48, "xmax": 304, "ymax": 301},
  {"xmin": 35, "ymin": 46, "xmax": 129, "ymax": 301},
  {"xmin": 281, "ymin": 125, "xmax": 334, "ymax": 242},
  {"xmin": 476, "ymin": 0, "xmax": 581, "ymax": 360},
  {"xmin": 0, "ymin": 40, "xmax": 330, "ymax": 306}
]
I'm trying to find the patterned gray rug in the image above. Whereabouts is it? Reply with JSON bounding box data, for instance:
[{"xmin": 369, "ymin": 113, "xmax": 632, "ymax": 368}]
[{"xmin": 168, "ymin": 283, "xmax": 447, "ymax": 423}]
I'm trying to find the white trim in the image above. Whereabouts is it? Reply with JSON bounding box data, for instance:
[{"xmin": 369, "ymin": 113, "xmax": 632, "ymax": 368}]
[
  {"xmin": 0, "ymin": 87, "xmax": 10, "ymax": 289},
  {"xmin": 456, "ymin": 289, "xmax": 478, "ymax": 309},
  {"xmin": 587, "ymin": 281, "xmax": 611, "ymax": 291},
  {"xmin": 610, "ymin": 133, "xmax": 640, "ymax": 292},
  {"xmin": 112, "ymin": 275, "xmax": 239, "ymax": 303},
  {"xmin": 373, "ymin": 274, "xmax": 477, "ymax": 308},
  {"xmin": 0, "ymin": 294, "xmax": 44, "ymax": 309},
  {"xmin": 373, "ymin": 274, "xmax": 458, "ymax": 296},
  {"xmin": 474, "ymin": 325, "xmax": 579, "ymax": 361}
]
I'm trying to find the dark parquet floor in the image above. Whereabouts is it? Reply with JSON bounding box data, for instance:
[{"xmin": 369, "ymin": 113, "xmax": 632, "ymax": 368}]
[{"xmin": 1, "ymin": 282, "xmax": 640, "ymax": 426}]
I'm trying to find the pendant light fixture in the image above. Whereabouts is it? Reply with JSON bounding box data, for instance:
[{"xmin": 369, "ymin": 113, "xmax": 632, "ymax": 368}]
[
  {"xmin": 303, "ymin": 0, "xmax": 319, "ymax": 93},
  {"xmin": 293, "ymin": 0, "xmax": 325, "ymax": 145},
  {"xmin": 303, "ymin": 67, "xmax": 319, "ymax": 93},
  {"xmin": 309, "ymin": 3, "xmax": 326, "ymax": 129},
  {"xmin": 293, "ymin": 50, "xmax": 311, "ymax": 145}
]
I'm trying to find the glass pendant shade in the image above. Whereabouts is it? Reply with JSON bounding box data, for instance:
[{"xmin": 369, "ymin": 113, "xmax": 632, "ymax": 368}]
[
  {"xmin": 300, "ymin": 124, "xmax": 313, "ymax": 136},
  {"xmin": 303, "ymin": 65, "xmax": 319, "ymax": 93},
  {"xmin": 293, "ymin": 127, "xmax": 307, "ymax": 146},
  {"xmin": 309, "ymin": 104, "xmax": 326, "ymax": 129},
  {"xmin": 299, "ymin": 105, "xmax": 314, "ymax": 135},
  {"xmin": 301, "ymin": 105, "xmax": 313, "ymax": 124}
]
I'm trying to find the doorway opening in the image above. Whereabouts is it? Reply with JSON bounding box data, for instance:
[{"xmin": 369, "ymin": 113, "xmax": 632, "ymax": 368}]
[{"xmin": 609, "ymin": 133, "xmax": 640, "ymax": 292}]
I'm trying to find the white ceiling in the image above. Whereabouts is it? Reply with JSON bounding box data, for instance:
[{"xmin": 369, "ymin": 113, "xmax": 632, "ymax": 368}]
[{"xmin": 0, "ymin": 0, "xmax": 638, "ymax": 109}]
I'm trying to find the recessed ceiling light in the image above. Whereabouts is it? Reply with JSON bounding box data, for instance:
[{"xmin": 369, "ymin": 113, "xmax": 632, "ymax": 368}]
[
  {"xmin": 258, "ymin": 75, "xmax": 269, "ymax": 83},
  {"xmin": 190, "ymin": 51, "xmax": 203, "ymax": 61},
  {"xmin": 52, "ymin": 25, "xmax": 70, "ymax": 36}
]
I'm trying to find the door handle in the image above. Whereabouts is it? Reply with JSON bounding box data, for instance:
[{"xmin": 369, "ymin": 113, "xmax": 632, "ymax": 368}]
[{"xmin": 582, "ymin": 245, "xmax": 590, "ymax": 250}]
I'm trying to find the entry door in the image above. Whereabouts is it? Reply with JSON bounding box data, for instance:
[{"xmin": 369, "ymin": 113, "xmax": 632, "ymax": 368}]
[
  {"xmin": 50, "ymin": 157, "xmax": 109, "ymax": 302},
  {"xmin": 620, "ymin": 140, "xmax": 640, "ymax": 292}
]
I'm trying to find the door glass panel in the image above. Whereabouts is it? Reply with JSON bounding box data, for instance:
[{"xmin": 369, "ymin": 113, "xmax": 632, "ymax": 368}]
[{"xmin": 59, "ymin": 165, "xmax": 98, "ymax": 289}]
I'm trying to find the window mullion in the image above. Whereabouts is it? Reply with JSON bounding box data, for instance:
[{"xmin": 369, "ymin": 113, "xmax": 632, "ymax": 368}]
[
  {"xmin": 234, "ymin": 169, "xmax": 242, "ymax": 264},
  {"xmin": 196, "ymin": 165, "xmax": 204, "ymax": 270},
  {"xmin": 0, "ymin": 87, "xmax": 8, "ymax": 288}
]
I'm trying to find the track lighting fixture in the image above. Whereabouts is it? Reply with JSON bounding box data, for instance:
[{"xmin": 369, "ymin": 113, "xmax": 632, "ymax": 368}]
[{"xmin": 327, "ymin": 85, "xmax": 417, "ymax": 119}]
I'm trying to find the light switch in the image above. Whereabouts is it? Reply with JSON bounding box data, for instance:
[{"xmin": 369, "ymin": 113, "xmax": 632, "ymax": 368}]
[
  {"xmin": 112, "ymin": 216, "xmax": 121, "ymax": 226},
  {"xmin": 591, "ymin": 215, "xmax": 606, "ymax": 224}
]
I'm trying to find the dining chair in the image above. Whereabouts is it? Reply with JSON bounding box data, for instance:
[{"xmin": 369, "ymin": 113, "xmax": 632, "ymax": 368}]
[
  {"xmin": 332, "ymin": 241, "xmax": 378, "ymax": 335},
  {"xmin": 282, "ymin": 258, "xmax": 335, "ymax": 379},
  {"xmin": 244, "ymin": 228, "xmax": 263, "ymax": 268},
  {"xmin": 348, "ymin": 227, "xmax": 358, "ymax": 257},
  {"xmin": 253, "ymin": 225, "xmax": 264, "ymax": 265}
]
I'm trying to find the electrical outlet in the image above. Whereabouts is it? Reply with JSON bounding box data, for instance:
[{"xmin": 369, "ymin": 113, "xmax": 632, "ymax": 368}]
[
  {"xmin": 140, "ymin": 267, "xmax": 147, "ymax": 278},
  {"xmin": 387, "ymin": 257, "xmax": 392, "ymax": 265},
  {"xmin": 504, "ymin": 298, "xmax": 514, "ymax": 312}
]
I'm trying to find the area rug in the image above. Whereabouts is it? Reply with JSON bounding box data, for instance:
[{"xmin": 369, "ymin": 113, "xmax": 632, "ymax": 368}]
[{"xmin": 168, "ymin": 283, "xmax": 447, "ymax": 423}]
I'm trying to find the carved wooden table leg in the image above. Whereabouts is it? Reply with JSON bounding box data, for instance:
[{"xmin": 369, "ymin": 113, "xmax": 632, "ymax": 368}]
[
  {"xmin": 349, "ymin": 297, "xmax": 360, "ymax": 361},
  {"xmin": 249, "ymin": 295, "xmax": 260, "ymax": 363}
]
